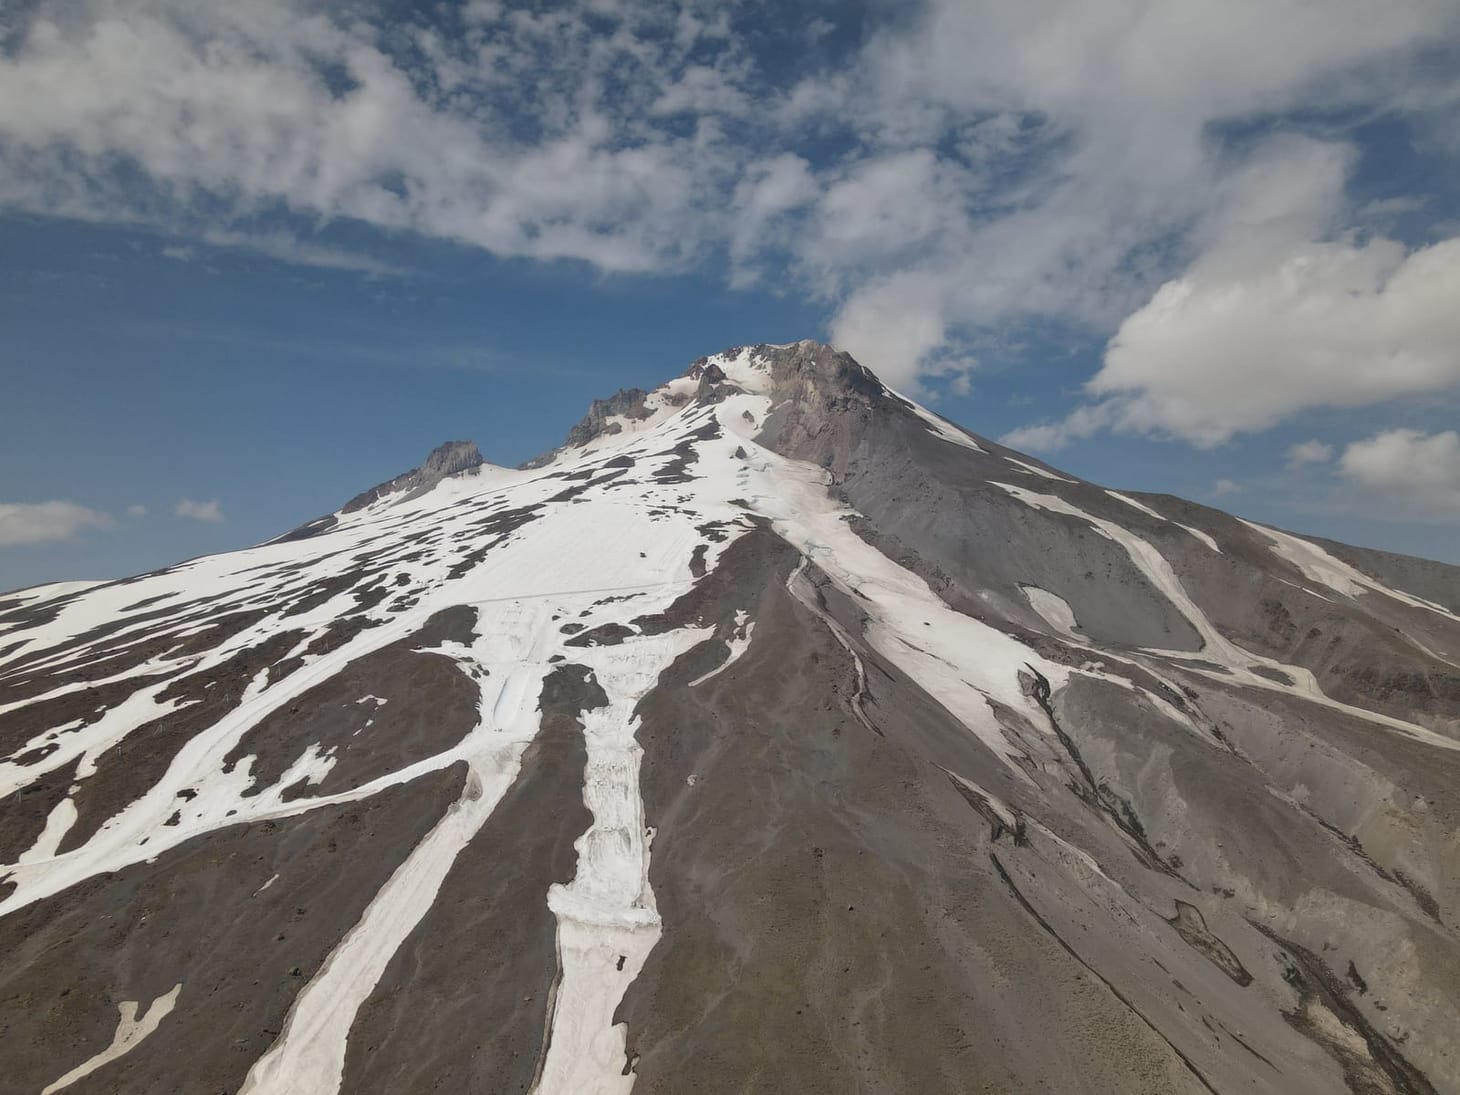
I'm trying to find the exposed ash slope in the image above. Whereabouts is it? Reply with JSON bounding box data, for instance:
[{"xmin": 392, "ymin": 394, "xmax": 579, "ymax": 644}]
[
  {"xmin": 1, "ymin": 341, "xmax": 1458, "ymax": 1095},
  {"xmin": 743, "ymin": 341, "xmax": 1460, "ymax": 733}
]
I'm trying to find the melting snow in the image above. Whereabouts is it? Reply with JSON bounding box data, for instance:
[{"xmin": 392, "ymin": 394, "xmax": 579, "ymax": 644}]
[
  {"xmin": 1241, "ymin": 519, "xmax": 1460, "ymax": 622},
  {"xmin": 996, "ymin": 482, "xmax": 1460, "ymax": 754},
  {"xmin": 687, "ymin": 610, "xmax": 754, "ymax": 688},
  {"xmin": 1022, "ymin": 585, "xmax": 1081, "ymax": 639},
  {"xmin": 1004, "ymin": 456, "xmax": 1073, "ymax": 482},
  {"xmin": 1106, "ymin": 490, "xmax": 1165, "ymax": 521},
  {"xmin": 41, "ymin": 984, "xmax": 181, "ymax": 1095},
  {"xmin": 1179, "ymin": 525, "xmax": 1221, "ymax": 553}
]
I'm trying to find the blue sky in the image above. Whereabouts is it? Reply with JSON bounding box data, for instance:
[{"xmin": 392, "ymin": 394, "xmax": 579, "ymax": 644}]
[{"xmin": 2, "ymin": 0, "xmax": 1460, "ymax": 590}]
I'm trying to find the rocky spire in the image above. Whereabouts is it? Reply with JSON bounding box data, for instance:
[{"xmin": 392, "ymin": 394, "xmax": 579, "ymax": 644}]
[{"xmin": 341, "ymin": 440, "xmax": 486, "ymax": 514}]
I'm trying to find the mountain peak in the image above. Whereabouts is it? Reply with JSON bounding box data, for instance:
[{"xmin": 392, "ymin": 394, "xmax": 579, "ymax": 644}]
[
  {"xmin": 522, "ymin": 340, "xmax": 899, "ymax": 472},
  {"xmin": 689, "ymin": 340, "xmax": 888, "ymax": 401},
  {"xmin": 5, "ymin": 333, "xmax": 1460, "ymax": 1095}
]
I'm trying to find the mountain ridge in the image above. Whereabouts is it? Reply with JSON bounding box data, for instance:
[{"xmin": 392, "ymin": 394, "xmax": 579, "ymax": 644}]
[{"xmin": 1, "ymin": 340, "xmax": 1458, "ymax": 1094}]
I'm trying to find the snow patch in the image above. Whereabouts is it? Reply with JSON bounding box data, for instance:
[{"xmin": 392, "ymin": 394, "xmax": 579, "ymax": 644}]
[
  {"xmin": 900, "ymin": 398, "xmax": 988, "ymax": 453},
  {"xmin": 1021, "ymin": 585, "xmax": 1081, "ymax": 639},
  {"xmin": 687, "ymin": 610, "xmax": 754, "ymax": 688},
  {"xmin": 1242, "ymin": 520, "xmax": 1460, "ymax": 623},
  {"xmin": 1179, "ymin": 525, "xmax": 1221, "ymax": 553},
  {"xmin": 1106, "ymin": 491, "xmax": 1165, "ymax": 521},
  {"xmin": 42, "ymin": 984, "xmax": 181, "ymax": 1095},
  {"xmin": 996, "ymin": 482, "xmax": 1460, "ymax": 754},
  {"xmin": 1005, "ymin": 456, "xmax": 1074, "ymax": 482}
]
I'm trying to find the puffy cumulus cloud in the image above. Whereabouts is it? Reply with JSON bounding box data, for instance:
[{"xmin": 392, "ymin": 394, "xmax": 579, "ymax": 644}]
[
  {"xmin": 175, "ymin": 498, "xmax": 224, "ymax": 523},
  {"xmin": 1287, "ymin": 440, "xmax": 1334, "ymax": 469},
  {"xmin": 1003, "ymin": 136, "xmax": 1460, "ymax": 449},
  {"xmin": 1001, "ymin": 403, "xmax": 1115, "ymax": 453},
  {"xmin": 817, "ymin": 0, "xmax": 1460, "ymax": 376},
  {"xmin": 0, "ymin": 501, "xmax": 111, "ymax": 546},
  {"xmin": 828, "ymin": 271, "xmax": 954, "ymax": 391},
  {"xmin": 1079, "ymin": 234, "xmax": 1460, "ymax": 445},
  {"xmin": 3, "ymin": 0, "xmax": 1460, "ymax": 404},
  {"xmin": 1339, "ymin": 429, "xmax": 1460, "ymax": 510}
]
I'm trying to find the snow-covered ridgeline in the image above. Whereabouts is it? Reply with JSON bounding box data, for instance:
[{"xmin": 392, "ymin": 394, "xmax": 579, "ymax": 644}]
[
  {"xmin": 5, "ymin": 356, "xmax": 1078, "ymax": 1092},
  {"xmin": 0, "ymin": 396, "xmax": 743, "ymax": 916},
  {"xmin": 4, "ymin": 385, "xmax": 765, "ymax": 1095},
  {"xmin": 1104, "ymin": 489, "xmax": 1165, "ymax": 522},
  {"xmin": 1005, "ymin": 456, "xmax": 1073, "ymax": 482},
  {"xmin": 240, "ymin": 433, "xmax": 744, "ymax": 1094}
]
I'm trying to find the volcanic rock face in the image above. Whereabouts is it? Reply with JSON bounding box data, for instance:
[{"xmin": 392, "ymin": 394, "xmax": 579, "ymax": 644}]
[
  {"xmin": 341, "ymin": 439, "xmax": 486, "ymax": 514},
  {"xmin": 522, "ymin": 387, "xmax": 654, "ymax": 469},
  {"xmin": 2, "ymin": 341, "xmax": 1459, "ymax": 1094}
]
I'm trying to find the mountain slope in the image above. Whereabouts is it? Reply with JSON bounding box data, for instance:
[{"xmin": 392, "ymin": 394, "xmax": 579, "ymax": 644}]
[{"xmin": 2, "ymin": 341, "xmax": 1458, "ymax": 1094}]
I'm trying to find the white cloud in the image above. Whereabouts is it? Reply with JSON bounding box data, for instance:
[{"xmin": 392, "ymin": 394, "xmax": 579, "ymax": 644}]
[
  {"xmin": 175, "ymin": 498, "xmax": 224, "ymax": 523},
  {"xmin": 727, "ymin": 153, "xmax": 817, "ymax": 286},
  {"xmin": 1007, "ymin": 138, "xmax": 1460, "ymax": 449},
  {"xmin": 1, "ymin": 0, "xmax": 1459, "ymax": 410},
  {"xmin": 828, "ymin": 271, "xmax": 953, "ymax": 390},
  {"xmin": 1287, "ymin": 440, "xmax": 1334, "ymax": 468},
  {"xmin": 0, "ymin": 0, "xmax": 745, "ymax": 275},
  {"xmin": 1339, "ymin": 429, "xmax": 1460, "ymax": 509},
  {"xmin": 1079, "ymin": 235, "xmax": 1460, "ymax": 445},
  {"xmin": 0, "ymin": 501, "xmax": 111, "ymax": 546},
  {"xmin": 1212, "ymin": 478, "xmax": 1242, "ymax": 497},
  {"xmin": 1001, "ymin": 403, "xmax": 1115, "ymax": 452},
  {"xmin": 818, "ymin": 0, "xmax": 1460, "ymax": 376},
  {"xmin": 126, "ymin": 503, "xmax": 148, "ymax": 517},
  {"xmin": 197, "ymin": 230, "xmax": 404, "ymax": 276},
  {"xmin": 807, "ymin": 151, "xmax": 958, "ymax": 274}
]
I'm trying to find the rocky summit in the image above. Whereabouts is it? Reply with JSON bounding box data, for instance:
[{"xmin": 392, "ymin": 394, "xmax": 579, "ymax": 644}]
[{"xmin": 2, "ymin": 341, "xmax": 1458, "ymax": 1095}]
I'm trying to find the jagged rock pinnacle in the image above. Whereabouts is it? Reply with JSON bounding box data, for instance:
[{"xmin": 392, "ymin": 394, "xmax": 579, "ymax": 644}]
[{"xmin": 342, "ymin": 440, "xmax": 486, "ymax": 514}]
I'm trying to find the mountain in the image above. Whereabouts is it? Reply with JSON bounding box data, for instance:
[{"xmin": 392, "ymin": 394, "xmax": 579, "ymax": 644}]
[{"xmin": 2, "ymin": 341, "xmax": 1458, "ymax": 1095}]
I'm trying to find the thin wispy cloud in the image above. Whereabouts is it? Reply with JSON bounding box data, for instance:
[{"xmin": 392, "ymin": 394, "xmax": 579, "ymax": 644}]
[
  {"xmin": 175, "ymin": 498, "xmax": 224, "ymax": 523},
  {"xmin": 0, "ymin": 501, "xmax": 111, "ymax": 546},
  {"xmin": 1287, "ymin": 441, "xmax": 1334, "ymax": 470}
]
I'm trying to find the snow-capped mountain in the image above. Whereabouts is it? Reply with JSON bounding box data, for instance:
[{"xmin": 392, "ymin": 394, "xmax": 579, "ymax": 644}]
[{"xmin": 2, "ymin": 341, "xmax": 1458, "ymax": 1094}]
